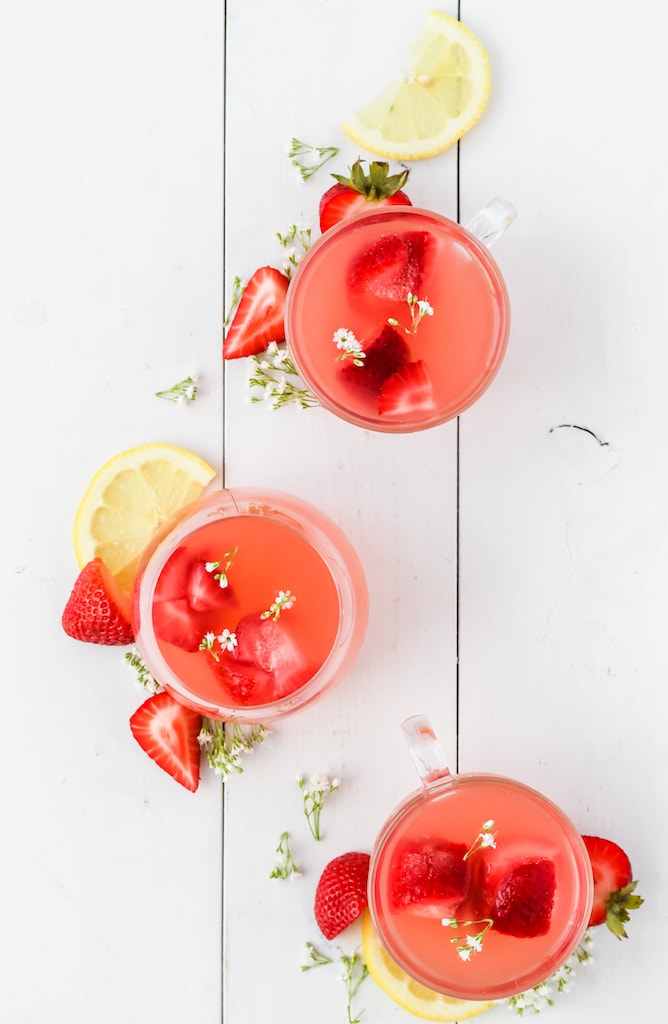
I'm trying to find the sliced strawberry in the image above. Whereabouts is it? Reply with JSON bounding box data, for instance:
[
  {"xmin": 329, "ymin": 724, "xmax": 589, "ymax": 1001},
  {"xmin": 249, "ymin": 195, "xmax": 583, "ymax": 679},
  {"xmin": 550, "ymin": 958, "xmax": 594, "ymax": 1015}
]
[
  {"xmin": 490, "ymin": 858, "xmax": 556, "ymax": 938},
  {"xmin": 319, "ymin": 159, "xmax": 412, "ymax": 233},
  {"xmin": 223, "ymin": 266, "xmax": 290, "ymax": 359},
  {"xmin": 216, "ymin": 612, "xmax": 313, "ymax": 705},
  {"xmin": 314, "ymin": 852, "xmax": 371, "ymax": 940},
  {"xmin": 129, "ymin": 690, "xmax": 202, "ymax": 792},
  {"xmin": 339, "ymin": 324, "xmax": 410, "ymax": 396},
  {"xmin": 390, "ymin": 840, "xmax": 471, "ymax": 918},
  {"xmin": 378, "ymin": 360, "xmax": 436, "ymax": 417},
  {"xmin": 348, "ymin": 231, "xmax": 431, "ymax": 302},
  {"xmin": 151, "ymin": 547, "xmax": 202, "ymax": 651},
  {"xmin": 582, "ymin": 835, "xmax": 643, "ymax": 939},
  {"xmin": 153, "ymin": 545, "xmax": 191, "ymax": 603},
  {"xmin": 152, "ymin": 598, "xmax": 203, "ymax": 652},
  {"xmin": 62, "ymin": 558, "xmax": 134, "ymax": 645},
  {"xmin": 187, "ymin": 560, "xmax": 234, "ymax": 614}
]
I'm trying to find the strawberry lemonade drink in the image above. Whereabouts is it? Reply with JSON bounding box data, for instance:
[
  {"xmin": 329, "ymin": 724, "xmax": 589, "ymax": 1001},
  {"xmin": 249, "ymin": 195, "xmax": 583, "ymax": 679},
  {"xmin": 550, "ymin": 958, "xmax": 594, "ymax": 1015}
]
[
  {"xmin": 368, "ymin": 718, "xmax": 593, "ymax": 1000},
  {"xmin": 132, "ymin": 489, "xmax": 368, "ymax": 722},
  {"xmin": 285, "ymin": 203, "xmax": 513, "ymax": 432}
]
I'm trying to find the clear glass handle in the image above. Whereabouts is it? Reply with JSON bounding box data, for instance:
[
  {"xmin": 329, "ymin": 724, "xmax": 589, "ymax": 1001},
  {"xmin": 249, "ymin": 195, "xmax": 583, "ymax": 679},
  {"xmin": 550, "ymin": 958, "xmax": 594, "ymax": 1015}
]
[
  {"xmin": 401, "ymin": 715, "xmax": 451, "ymax": 787},
  {"xmin": 465, "ymin": 197, "xmax": 517, "ymax": 249}
]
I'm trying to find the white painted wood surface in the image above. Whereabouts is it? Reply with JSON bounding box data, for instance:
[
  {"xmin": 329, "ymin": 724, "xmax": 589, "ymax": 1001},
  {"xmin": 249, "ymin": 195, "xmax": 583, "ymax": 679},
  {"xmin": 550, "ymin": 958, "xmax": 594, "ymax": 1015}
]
[{"xmin": 2, "ymin": 1, "xmax": 665, "ymax": 1021}]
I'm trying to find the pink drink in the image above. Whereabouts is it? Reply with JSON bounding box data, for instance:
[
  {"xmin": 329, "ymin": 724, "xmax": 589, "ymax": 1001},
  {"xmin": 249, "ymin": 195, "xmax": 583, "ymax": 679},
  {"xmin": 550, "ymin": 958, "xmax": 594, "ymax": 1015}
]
[
  {"xmin": 369, "ymin": 773, "xmax": 593, "ymax": 1000},
  {"xmin": 132, "ymin": 489, "xmax": 368, "ymax": 722},
  {"xmin": 285, "ymin": 207, "xmax": 510, "ymax": 432}
]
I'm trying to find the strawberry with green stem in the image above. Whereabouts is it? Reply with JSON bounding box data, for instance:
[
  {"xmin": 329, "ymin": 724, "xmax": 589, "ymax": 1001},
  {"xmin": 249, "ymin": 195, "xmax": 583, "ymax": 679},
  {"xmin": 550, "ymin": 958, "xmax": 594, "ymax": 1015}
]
[
  {"xmin": 319, "ymin": 158, "xmax": 412, "ymax": 233},
  {"xmin": 582, "ymin": 835, "xmax": 643, "ymax": 939}
]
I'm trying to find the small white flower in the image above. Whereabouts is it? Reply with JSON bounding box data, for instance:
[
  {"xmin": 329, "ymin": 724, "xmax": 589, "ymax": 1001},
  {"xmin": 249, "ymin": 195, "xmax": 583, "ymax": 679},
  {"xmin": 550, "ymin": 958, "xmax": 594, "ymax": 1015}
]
[
  {"xmin": 458, "ymin": 948, "xmax": 472, "ymax": 962},
  {"xmin": 467, "ymin": 934, "xmax": 484, "ymax": 953},
  {"xmin": 203, "ymin": 631, "xmax": 216, "ymax": 644},
  {"xmin": 418, "ymin": 299, "xmax": 434, "ymax": 316},
  {"xmin": 441, "ymin": 918, "xmax": 455, "ymax": 927},
  {"xmin": 479, "ymin": 832, "xmax": 497, "ymax": 849},
  {"xmin": 217, "ymin": 629, "xmax": 238, "ymax": 652}
]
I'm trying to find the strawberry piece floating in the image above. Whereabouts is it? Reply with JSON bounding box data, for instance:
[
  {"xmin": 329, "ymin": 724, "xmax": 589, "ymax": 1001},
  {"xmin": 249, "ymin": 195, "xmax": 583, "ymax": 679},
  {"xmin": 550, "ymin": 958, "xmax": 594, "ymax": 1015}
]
[
  {"xmin": 378, "ymin": 360, "xmax": 436, "ymax": 417},
  {"xmin": 339, "ymin": 324, "xmax": 410, "ymax": 396},
  {"xmin": 319, "ymin": 159, "xmax": 412, "ymax": 234},
  {"xmin": 223, "ymin": 266, "xmax": 290, "ymax": 359},
  {"xmin": 348, "ymin": 231, "xmax": 431, "ymax": 303},
  {"xmin": 216, "ymin": 612, "xmax": 313, "ymax": 705},
  {"xmin": 582, "ymin": 834, "xmax": 644, "ymax": 939},
  {"xmin": 490, "ymin": 858, "xmax": 556, "ymax": 938},
  {"xmin": 390, "ymin": 840, "xmax": 471, "ymax": 918},
  {"xmin": 129, "ymin": 690, "xmax": 202, "ymax": 792},
  {"xmin": 62, "ymin": 558, "xmax": 134, "ymax": 646},
  {"xmin": 314, "ymin": 851, "xmax": 371, "ymax": 940}
]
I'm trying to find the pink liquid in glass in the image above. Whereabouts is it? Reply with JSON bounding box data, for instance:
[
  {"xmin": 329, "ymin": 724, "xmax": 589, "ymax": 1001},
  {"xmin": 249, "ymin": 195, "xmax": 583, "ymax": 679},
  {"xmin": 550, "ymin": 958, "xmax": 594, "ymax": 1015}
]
[
  {"xmin": 369, "ymin": 773, "xmax": 592, "ymax": 1000},
  {"xmin": 285, "ymin": 207, "xmax": 510, "ymax": 432},
  {"xmin": 132, "ymin": 489, "xmax": 368, "ymax": 722}
]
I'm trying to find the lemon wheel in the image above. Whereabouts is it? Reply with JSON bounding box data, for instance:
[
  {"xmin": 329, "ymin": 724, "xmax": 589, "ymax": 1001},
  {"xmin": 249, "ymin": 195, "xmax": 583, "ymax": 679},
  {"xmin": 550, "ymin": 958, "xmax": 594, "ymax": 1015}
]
[
  {"xmin": 361, "ymin": 912, "xmax": 495, "ymax": 1021},
  {"xmin": 343, "ymin": 11, "xmax": 490, "ymax": 161},
  {"xmin": 73, "ymin": 443, "xmax": 217, "ymax": 593}
]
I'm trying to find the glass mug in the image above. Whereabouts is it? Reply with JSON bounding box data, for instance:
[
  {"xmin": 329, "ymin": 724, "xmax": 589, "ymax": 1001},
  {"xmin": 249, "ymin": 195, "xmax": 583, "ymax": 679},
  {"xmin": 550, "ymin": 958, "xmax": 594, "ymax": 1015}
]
[
  {"xmin": 285, "ymin": 200, "xmax": 515, "ymax": 433},
  {"xmin": 132, "ymin": 489, "xmax": 368, "ymax": 722},
  {"xmin": 368, "ymin": 716, "xmax": 593, "ymax": 1001}
]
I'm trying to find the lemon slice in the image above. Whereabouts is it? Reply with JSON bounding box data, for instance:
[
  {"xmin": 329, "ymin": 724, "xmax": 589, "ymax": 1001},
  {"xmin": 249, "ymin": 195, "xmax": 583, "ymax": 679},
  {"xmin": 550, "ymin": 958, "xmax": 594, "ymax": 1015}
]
[
  {"xmin": 73, "ymin": 443, "xmax": 217, "ymax": 593},
  {"xmin": 343, "ymin": 11, "xmax": 490, "ymax": 161},
  {"xmin": 361, "ymin": 912, "xmax": 495, "ymax": 1021}
]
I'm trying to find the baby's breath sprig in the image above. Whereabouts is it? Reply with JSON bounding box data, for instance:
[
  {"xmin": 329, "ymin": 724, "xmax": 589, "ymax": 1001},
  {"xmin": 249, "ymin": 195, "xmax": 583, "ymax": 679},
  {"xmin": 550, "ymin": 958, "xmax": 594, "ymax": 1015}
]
[
  {"xmin": 155, "ymin": 374, "xmax": 199, "ymax": 404},
  {"xmin": 199, "ymin": 628, "xmax": 238, "ymax": 661},
  {"xmin": 288, "ymin": 138, "xmax": 339, "ymax": 181},
  {"xmin": 388, "ymin": 292, "xmax": 434, "ymax": 335},
  {"xmin": 301, "ymin": 942, "xmax": 368, "ymax": 1024},
  {"xmin": 198, "ymin": 719, "xmax": 268, "ymax": 776},
  {"xmin": 224, "ymin": 275, "xmax": 245, "ymax": 327},
  {"xmin": 261, "ymin": 590, "xmax": 295, "ymax": 621},
  {"xmin": 247, "ymin": 341, "xmax": 319, "ymax": 410},
  {"xmin": 276, "ymin": 222, "xmax": 312, "ymax": 279},
  {"xmin": 297, "ymin": 775, "xmax": 340, "ymax": 841},
  {"xmin": 124, "ymin": 648, "xmax": 162, "ymax": 694},
  {"xmin": 206, "ymin": 547, "xmax": 238, "ymax": 589},
  {"xmin": 504, "ymin": 930, "xmax": 594, "ymax": 1015},
  {"xmin": 270, "ymin": 831, "xmax": 301, "ymax": 880},
  {"xmin": 463, "ymin": 819, "xmax": 497, "ymax": 860},
  {"xmin": 440, "ymin": 917, "xmax": 494, "ymax": 961},
  {"xmin": 333, "ymin": 328, "xmax": 366, "ymax": 366}
]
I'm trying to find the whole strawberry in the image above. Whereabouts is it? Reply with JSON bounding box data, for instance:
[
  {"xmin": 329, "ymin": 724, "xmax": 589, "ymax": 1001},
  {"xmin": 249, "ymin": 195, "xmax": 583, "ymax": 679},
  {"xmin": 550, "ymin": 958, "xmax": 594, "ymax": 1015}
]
[
  {"xmin": 314, "ymin": 851, "xmax": 371, "ymax": 940},
  {"xmin": 319, "ymin": 159, "xmax": 412, "ymax": 233},
  {"xmin": 582, "ymin": 835, "xmax": 644, "ymax": 939},
  {"xmin": 62, "ymin": 558, "xmax": 134, "ymax": 645}
]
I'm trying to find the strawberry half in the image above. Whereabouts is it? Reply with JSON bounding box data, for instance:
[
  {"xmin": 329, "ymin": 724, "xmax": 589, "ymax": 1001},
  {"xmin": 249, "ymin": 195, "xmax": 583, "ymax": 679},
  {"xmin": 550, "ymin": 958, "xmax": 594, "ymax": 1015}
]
[
  {"xmin": 314, "ymin": 851, "xmax": 371, "ymax": 940},
  {"xmin": 348, "ymin": 231, "xmax": 431, "ymax": 302},
  {"xmin": 186, "ymin": 560, "xmax": 234, "ymax": 614},
  {"xmin": 319, "ymin": 159, "xmax": 412, "ymax": 234},
  {"xmin": 582, "ymin": 835, "xmax": 643, "ymax": 939},
  {"xmin": 378, "ymin": 360, "xmax": 436, "ymax": 417},
  {"xmin": 490, "ymin": 858, "xmax": 556, "ymax": 938},
  {"xmin": 151, "ymin": 547, "xmax": 203, "ymax": 651},
  {"xmin": 389, "ymin": 839, "xmax": 471, "ymax": 918},
  {"xmin": 223, "ymin": 266, "xmax": 290, "ymax": 359},
  {"xmin": 339, "ymin": 324, "xmax": 410, "ymax": 396},
  {"xmin": 62, "ymin": 558, "xmax": 134, "ymax": 645},
  {"xmin": 129, "ymin": 690, "xmax": 202, "ymax": 792}
]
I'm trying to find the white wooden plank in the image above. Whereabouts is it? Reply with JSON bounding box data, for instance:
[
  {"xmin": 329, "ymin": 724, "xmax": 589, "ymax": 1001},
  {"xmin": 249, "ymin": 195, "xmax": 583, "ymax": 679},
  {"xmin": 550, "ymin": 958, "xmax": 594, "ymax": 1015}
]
[
  {"xmin": 222, "ymin": 2, "xmax": 459, "ymax": 1022},
  {"xmin": 459, "ymin": 0, "xmax": 666, "ymax": 1018},
  {"xmin": 1, "ymin": 3, "xmax": 224, "ymax": 1021}
]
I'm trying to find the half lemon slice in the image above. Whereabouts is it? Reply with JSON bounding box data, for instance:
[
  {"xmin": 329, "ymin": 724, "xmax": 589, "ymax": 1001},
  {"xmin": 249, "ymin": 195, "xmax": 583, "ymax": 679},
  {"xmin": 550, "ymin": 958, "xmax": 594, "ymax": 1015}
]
[
  {"xmin": 361, "ymin": 911, "xmax": 495, "ymax": 1021},
  {"xmin": 73, "ymin": 442, "xmax": 217, "ymax": 593},
  {"xmin": 343, "ymin": 11, "xmax": 490, "ymax": 161}
]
